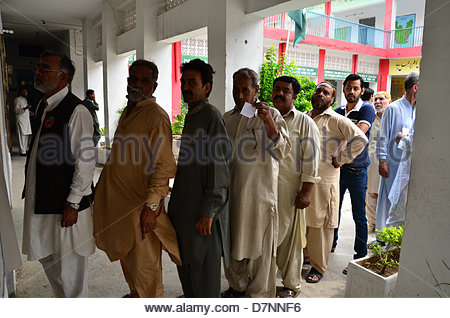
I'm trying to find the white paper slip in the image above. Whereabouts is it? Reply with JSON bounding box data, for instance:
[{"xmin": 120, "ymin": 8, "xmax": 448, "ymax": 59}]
[
  {"xmin": 402, "ymin": 127, "xmax": 410, "ymax": 135},
  {"xmin": 240, "ymin": 102, "xmax": 256, "ymax": 118}
]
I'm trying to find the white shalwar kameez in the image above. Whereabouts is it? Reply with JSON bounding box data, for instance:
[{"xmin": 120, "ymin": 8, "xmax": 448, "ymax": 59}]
[{"xmin": 22, "ymin": 87, "xmax": 95, "ymax": 297}]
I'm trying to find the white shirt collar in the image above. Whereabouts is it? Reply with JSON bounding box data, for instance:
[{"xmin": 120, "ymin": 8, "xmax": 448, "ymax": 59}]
[
  {"xmin": 345, "ymin": 99, "xmax": 363, "ymax": 117},
  {"xmin": 45, "ymin": 86, "xmax": 69, "ymax": 112}
]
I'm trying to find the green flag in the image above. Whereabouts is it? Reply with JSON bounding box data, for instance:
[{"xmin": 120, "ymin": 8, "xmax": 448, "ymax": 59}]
[{"xmin": 287, "ymin": 9, "xmax": 307, "ymax": 47}]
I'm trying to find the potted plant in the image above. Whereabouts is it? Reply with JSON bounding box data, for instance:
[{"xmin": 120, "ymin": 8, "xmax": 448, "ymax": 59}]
[{"xmin": 345, "ymin": 225, "xmax": 403, "ymax": 297}]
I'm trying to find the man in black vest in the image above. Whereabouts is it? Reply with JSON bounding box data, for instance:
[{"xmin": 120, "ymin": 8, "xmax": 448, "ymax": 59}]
[{"xmin": 22, "ymin": 51, "xmax": 96, "ymax": 297}]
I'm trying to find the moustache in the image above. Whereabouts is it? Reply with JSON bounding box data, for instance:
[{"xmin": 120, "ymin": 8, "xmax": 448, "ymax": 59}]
[
  {"xmin": 273, "ymin": 95, "xmax": 285, "ymax": 101},
  {"xmin": 130, "ymin": 88, "xmax": 144, "ymax": 95},
  {"xmin": 182, "ymin": 91, "xmax": 192, "ymax": 97}
]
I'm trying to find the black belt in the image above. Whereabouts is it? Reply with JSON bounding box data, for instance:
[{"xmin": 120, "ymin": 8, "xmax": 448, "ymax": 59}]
[{"xmin": 344, "ymin": 166, "xmax": 363, "ymax": 173}]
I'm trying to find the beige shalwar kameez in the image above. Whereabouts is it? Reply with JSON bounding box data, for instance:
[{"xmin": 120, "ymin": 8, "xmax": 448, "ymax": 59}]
[
  {"xmin": 305, "ymin": 107, "xmax": 367, "ymax": 274},
  {"xmin": 276, "ymin": 108, "xmax": 321, "ymax": 292},
  {"xmin": 94, "ymin": 98, "xmax": 180, "ymax": 298},
  {"xmin": 223, "ymin": 107, "xmax": 291, "ymax": 298},
  {"xmin": 366, "ymin": 115, "xmax": 382, "ymax": 227}
]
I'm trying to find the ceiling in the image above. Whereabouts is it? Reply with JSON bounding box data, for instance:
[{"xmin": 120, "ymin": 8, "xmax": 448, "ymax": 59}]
[{"xmin": 0, "ymin": 0, "xmax": 104, "ymax": 42}]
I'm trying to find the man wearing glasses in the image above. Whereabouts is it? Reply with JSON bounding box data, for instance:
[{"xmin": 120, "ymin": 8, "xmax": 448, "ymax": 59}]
[{"xmin": 22, "ymin": 51, "xmax": 96, "ymax": 297}]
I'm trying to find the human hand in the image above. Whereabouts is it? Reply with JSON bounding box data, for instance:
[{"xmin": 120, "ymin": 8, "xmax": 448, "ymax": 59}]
[
  {"xmin": 61, "ymin": 205, "xmax": 78, "ymax": 227},
  {"xmin": 140, "ymin": 205, "xmax": 157, "ymax": 240},
  {"xmin": 331, "ymin": 157, "xmax": 341, "ymax": 168},
  {"xmin": 379, "ymin": 160, "xmax": 389, "ymax": 178},
  {"xmin": 195, "ymin": 216, "xmax": 213, "ymax": 236}
]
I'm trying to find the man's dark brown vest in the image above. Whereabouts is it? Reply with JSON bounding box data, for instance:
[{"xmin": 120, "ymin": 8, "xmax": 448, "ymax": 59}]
[{"xmin": 26, "ymin": 92, "xmax": 92, "ymax": 214}]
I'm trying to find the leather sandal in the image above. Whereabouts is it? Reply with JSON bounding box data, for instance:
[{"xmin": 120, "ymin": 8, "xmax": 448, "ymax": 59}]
[
  {"xmin": 306, "ymin": 267, "xmax": 323, "ymax": 283},
  {"xmin": 221, "ymin": 287, "xmax": 245, "ymax": 298}
]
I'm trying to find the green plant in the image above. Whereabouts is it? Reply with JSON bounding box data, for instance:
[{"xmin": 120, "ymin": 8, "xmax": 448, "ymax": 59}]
[
  {"xmin": 171, "ymin": 98, "xmax": 189, "ymax": 135},
  {"xmin": 366, "ymin": 225, "xmax": 404, "ymax": 275},
  {"xmin": 100, "ymin": 127, "xmax": 105, "ymax": 137},
  {"xmin": 259, "ymin": 46, "xmax": 316, "ymax": 112}
]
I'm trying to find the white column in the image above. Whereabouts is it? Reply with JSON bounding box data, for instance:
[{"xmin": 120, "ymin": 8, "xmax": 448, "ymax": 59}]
[
  {"xmin": 102, "ymin": 2, "xmax": 128, "ymax": 143},
  {"xmin": 394, "ymin": 0, "xmax": 450, "ymax": 297},
  {"xmin": 136, "ymin": 0, "xmax": 172, "ymax": 116},
  {"xmin": 68, "ymin": 29, "xmax": 84, "ymax": 98},
  {"xmin": 83, "ymin": 18, "xmax": 105, "ymax": 131},
  {"xmin": 208, "ymin": 0, "xmax": 264, "ymax": 113}
]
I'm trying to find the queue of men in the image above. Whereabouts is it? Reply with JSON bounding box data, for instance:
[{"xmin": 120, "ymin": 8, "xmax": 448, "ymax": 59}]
[{"xmin": 14, "ymin": 50, "xmax": 417, "ymax": 298}]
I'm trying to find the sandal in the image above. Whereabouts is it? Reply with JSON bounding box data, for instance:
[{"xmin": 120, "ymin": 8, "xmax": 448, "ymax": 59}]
[
  {"xmin": 277, "ymin": 287, "xmax": 300, "ymax": 298},
  {"xmin": 306, "ymin": 267, "xmax": 323, "ymax": 284},
  {"xmin": 331, "ymin": 247, "xmax": 336, "ymax": 253},
  {"xmin": 342, "ymin": 267, "xmax": 348, "ymax": 275}
]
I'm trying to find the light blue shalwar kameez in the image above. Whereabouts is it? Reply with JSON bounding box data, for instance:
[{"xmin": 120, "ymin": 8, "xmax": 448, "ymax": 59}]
[{"xmin": 376, "ymin": 96, "xmax": 416, "ymax": 230}]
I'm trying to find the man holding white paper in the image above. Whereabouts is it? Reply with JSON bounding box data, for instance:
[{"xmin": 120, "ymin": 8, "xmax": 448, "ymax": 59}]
[
  {"xmin": 376, "ymin": 72, "xmax": 418, "ymax": 231},
  {"xmin": 222, "ymin": 68, "xmax": 291, "ymax": 298}
]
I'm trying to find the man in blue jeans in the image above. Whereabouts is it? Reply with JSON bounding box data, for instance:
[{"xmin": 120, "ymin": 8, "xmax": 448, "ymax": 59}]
[{"xmin": 333, "ymin": 74, "xmax": 375, "ymax": 274}]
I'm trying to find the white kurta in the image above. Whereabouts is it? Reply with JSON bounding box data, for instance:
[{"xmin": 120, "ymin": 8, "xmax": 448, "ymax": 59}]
[
  {"xmin": 14, "ymin": 95, "xmax": 32, "ymax": 154},
  {"xmin": 14, "ymin": 96, "xmax": 32, "ymax": 135},
  {"xmin": 278, "ymin": 108, "xmax": 321, "ymax": 246},
  {"xmin": 376, "ymin": 96, "xmax": 415, "ymax": 230},
  {"xmin": 277, "ymin": 108, "xmax": 320, "ymax": 290},
  {"xmin": 367, "ymin": 115, "xmax": 382, "ymax": 194},
  {"xmin": 22, "ymin": 86, "xmax": 96, "ymax": 261},
  {"xmin": 387, "ymin": 134, "xmax": 413, "ymax": 228},
  {"xmin": 223, "ymin": 107, "xmax": 291, "ymax": 261}
]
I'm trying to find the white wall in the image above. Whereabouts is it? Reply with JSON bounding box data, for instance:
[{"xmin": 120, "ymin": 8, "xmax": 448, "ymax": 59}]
[
  {"xmin": 394, "ymin": 0, "xmax": 450, "ymax": 297},
  {"xmin": 395, "ymin": 0, "xmax": 426, "ymax": 28}
]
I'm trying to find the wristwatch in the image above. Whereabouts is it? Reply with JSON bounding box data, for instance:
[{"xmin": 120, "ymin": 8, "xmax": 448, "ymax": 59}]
[
  {"xmin": 66, "ymin": 201, "xmax": 80, "ymax": 210},
  {"xmin": 146, "ymin": 202, "xmax": 158, "ymax": 212}
]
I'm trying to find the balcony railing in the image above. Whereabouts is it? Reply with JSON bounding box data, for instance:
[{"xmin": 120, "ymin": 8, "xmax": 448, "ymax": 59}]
[{"xmin": 264, "ymin": 11, "xmax": 423, "ymax": 49}]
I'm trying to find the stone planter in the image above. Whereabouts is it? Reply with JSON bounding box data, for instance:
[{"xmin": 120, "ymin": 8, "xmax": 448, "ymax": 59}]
[
  {"xmin": 345, "ymin": 254, "xmax": 398, "ymax": 298},
  {"xmin": 96, "ymin": 147, "xmax": 110, "ymax": 165}
]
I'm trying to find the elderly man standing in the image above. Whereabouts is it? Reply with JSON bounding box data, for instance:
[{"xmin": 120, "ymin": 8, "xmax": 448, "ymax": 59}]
[
  {"xmin": 94, "ymin": 60, "xmax": 180, "ymax": 298},
  {"xmin": 168, "ymin": 59, "xmax": 230, "ymax": 298},
  {"xmin": 272, "ymin": 76, "xmax": 320, "ymax": 297},
  {"xmin": 376, "ymin": 72, "xmax": 418, "ymax": 231},
  {"xmin": 22, "ymin": 51, "xmax": 96, "ymax": 297},
  {"xmin": 304, "ymin": 82, "xmax": 367, "ymax": 283},
  {"xmin": 14, "ymin": 88, "xmax": 32, "ymax": 156},
  {"xmin": 221, "ymin": 68, "xmax": 290, "ymax": 298},
  {"xmin": 366, "ymin": 91, "xmax": 391, "ymax": 232}
]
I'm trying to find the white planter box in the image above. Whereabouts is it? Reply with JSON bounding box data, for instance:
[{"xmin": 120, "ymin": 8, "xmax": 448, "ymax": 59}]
[
  {"xmin": 345, "ymin": 254, "xmax": 398, "ymax": 298},
  {"xmin": 96, "ymin": 147, "xmax": 111, "ymax": 165}
]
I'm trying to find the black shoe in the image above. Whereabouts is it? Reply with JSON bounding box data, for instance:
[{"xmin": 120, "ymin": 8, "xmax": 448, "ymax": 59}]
[
  {"xmin": 221, "ymin": 287, "xmax": 245, "ymax": 298},
  {"xmin": 20, "ymin": 153, "xmax": 27, "ymax": 157}
]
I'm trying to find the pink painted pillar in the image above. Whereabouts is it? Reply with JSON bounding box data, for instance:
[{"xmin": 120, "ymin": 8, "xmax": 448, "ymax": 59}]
[
  {"xmin": 318, "ymin": 49, "xmax": 326, "ymax": 83},
  {"xmin": 384, "ymin": 0, "xmax": 394, "ymax": 48},
  {"xmin": 377, "ymin": 59, "xmax": 390, "ymax": 91},
  {"xmin": 171, "ymin": 41, "xmax": 182, "ymax": 121},
  {"xmin": 325, "ymin": 1, "xmax": 332, "ymax": 38},
  {"xmin": 352, "ymin": 54, "xmax": 359, "ymax": 74}
]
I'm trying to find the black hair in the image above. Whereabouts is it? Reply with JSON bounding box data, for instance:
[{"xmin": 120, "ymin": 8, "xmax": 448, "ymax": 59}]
[
  {"xmin": 343, "ymin": 73, "xmax": 365, "ymax": 88},
  {"xmin": 40, "ymin": 50, "xmax": 75, "ymax": 84},
  {"xmin": 181, "ymin": 59, "xmax": 215, "ymax": 97},
  {"xmin": 361, "ymin": 87, "xmax": 374, "ymax": 101},
  {"xmin": 86, "ymin": 89, "xmax": 94, "ymax": 97},
  {"xmin": 233, "ymin": 68, "xmax": 259, "ymax": 87},
  {"xmin": 129, "ymin": 59, "xmax": 159, "ymax": 82},
  {"xmin": 273, "ymin": 76, "xmax": 300, "ymax": 96}
]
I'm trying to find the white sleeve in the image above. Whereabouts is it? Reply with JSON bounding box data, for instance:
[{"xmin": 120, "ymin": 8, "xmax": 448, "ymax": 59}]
[
  {"xmin": 67, "ymin": 104, "xmax": 95, "ymax": 204},
  {"xmin": 14, "ymin": 97, "xmax": 26, "ymax": 115}
]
